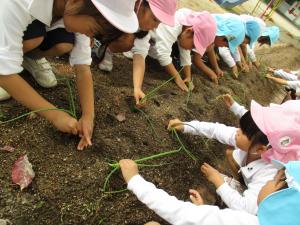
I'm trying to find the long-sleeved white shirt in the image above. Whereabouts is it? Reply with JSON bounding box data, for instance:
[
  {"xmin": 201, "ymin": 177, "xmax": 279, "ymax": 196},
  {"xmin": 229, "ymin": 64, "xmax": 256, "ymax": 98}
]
[
  {"xmin": 131, "ymin": 8, "xmax": 193, "ymax": 67},
  {"xmin": 274, "ymin": 69, "xmax": 299, "ymax": 81},
  {"xmin": 128, "ymin": 174, "xmax": 259, "ymax": 225},
  {"xmin": 182, "ymin": 117, "xmax": 277, "ymax": 215}
]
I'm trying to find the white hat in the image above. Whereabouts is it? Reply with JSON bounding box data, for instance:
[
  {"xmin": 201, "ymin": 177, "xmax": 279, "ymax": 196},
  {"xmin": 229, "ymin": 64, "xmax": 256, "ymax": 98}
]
[{"xmin": 91, "ymin": 0, "xmax": 139, "ymax": 33}]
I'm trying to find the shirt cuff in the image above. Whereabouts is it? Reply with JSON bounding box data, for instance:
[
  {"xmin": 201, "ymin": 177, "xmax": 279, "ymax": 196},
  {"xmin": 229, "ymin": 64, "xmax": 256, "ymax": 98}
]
[
  {"xmin": 127, "ymin": 174, "xmax": 145, "ymax": 191},
  {"xmin": 216, "ymin": 182, "xmax": 232, "ymax": 196},
  {"xmin": 229, "ymin": 101, "xmax": 239, "ymax": 113}
]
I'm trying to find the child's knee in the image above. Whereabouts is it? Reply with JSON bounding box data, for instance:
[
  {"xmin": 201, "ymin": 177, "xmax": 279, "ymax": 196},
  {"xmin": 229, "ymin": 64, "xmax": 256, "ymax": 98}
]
[
  {"xmin": 109, "ymin": 33, "xmax": 135, "ymax": 53},
  {"xmin": 53, "ymin": 43, "xmax": 74, "ymax": 55},
  {"xmin": 23, "ymin": 36, "xmax": 44, "ymax": 53},
  {"xmin": 144, "ymin": 222, "xmax": 161, "ymax": 225}
]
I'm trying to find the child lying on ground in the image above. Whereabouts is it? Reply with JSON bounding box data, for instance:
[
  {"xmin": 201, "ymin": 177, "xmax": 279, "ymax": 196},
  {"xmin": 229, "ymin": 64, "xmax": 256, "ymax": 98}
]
[
  {"xmin": 119, "ymin": 158, "xmax": 300, "ymax": 225},
  {"xmin": 266, "ymin": 73, "xmax": 300, "ymax": 99},
  {"xmin": 167, "ymin": 99, "xmax": 300, "ymax": 214}
]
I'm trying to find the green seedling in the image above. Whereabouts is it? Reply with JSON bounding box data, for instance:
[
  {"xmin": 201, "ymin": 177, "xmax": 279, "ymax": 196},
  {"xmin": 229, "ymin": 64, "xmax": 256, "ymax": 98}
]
[
  {"xmin": 103, "ymin": 147, "xmax": 182, "ymax": 193},
  {"xmin": 186, "ymin": 79, "xmax": 193, "ymax": 106},
  {"xmin": 140, "ymin": 67, "xmax": 184, "ymax": 104},
  {"xmin": 0, "ymin": 77, "xmax": 77, "ymax": 124},
  {"xmin": 134, "ymin": 107, "xmax": 158, "ymax": 139}
]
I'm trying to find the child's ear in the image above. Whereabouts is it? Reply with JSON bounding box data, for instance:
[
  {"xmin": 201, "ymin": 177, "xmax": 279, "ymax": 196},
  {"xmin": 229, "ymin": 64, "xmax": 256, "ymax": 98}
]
[
  {"xmin": 256, "ymin": 145, "xmax": 268, "ymax": 155},
  {"xmin": 185, "ymin": 27, "xmax": 194, "ymax": 37}
]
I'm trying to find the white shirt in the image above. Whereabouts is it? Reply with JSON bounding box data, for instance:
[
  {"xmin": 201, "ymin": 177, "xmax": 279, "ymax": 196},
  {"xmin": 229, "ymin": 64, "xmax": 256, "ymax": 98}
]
[
  {"xmin": 128, "ymin": 175, "xmax": 259, "ymax": 225},
  {"xmin": 0, "ymin": 0, "xmax": 91, "ymax": 76},
  {"xmin": 183, "ymin": 114, "xmax": 278, "ymax": 215},
  {"xmin": 131, "ymin": 8, "xmax": 192, "ymax": 67},
  {"xmin": 274, "ymin": 69, "xmax": 299, "ymax": 81}
]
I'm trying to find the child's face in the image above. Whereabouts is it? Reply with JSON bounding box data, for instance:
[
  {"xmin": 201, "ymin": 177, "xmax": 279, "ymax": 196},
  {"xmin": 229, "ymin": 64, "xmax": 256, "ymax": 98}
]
[
  {"xmin": 258, "ymin": 36, "xmax": 270, "ymax": 46},
  {"xmin": 214, "ymin": 36, "xmax": 228, "ymax": 47},
  {"xmin": 137, "ymin": 5, "xmax": 160, "ymax": 31},
  {"xmin": 178, "ymin": 27, "xmax": 195, "ymax": 50},
  {"xmin": 257, "ymin": 169, "xmax": 287, "ymax": 205},
  {"xmin": 243, "ymin": 36, "xmax": 250, "ymax": 45},
  {"xmin": 235, "ymin": 128, "xmax": 252, "ymax": 151}
]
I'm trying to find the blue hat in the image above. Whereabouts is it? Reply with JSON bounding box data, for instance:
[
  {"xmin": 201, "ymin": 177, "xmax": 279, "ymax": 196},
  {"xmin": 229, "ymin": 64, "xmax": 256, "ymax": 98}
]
[
  {"xmin": 258, "ymin": 160, "xmax": 300, "ymax": 225},
  {"xmin": 245, "ymin": 20, "xmax": 261, "ymax": 48},
  {"xmin": 262, "ymin": 26, "xmax": 280, "ymax": 46},
  {"xmin": 213, "ymin": 14, "xmax": 245, "ymax": 54}
]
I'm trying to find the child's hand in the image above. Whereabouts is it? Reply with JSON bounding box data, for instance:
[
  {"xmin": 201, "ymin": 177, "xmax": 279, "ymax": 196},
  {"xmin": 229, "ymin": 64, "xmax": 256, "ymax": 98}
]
[
  {"xmin": 134, "ymin": 88, "xmax": 146, "ymax": 105},
  {"xmin": 214, "ymin": 68, "xmax": 224, "ymax": 77},
  {"xmin": 167, "ymin": 119, "xmax": 184, "ymax": 131},
  {"xmin": 265, "ymin": 73, "xmax": 273, "ymax": 79},
  {"xmin": 183, "ymin": 79, "xmax": 195, "ymax": 91},
  {"xmin": 208, "ymin": 73, "xmax": 219, "ymax": 84},
  {"xmin": 174, "ymin": 76, "xmax": 189, "ymax": 92},
  {"xmin": 242, "ymin": 63, "xmax": 250, "ymax": 73},
  {"xmin": 77, "ymin": 115, "xmax": 94, "ymax": 150},
  {"xmin": 52, "ymin": 111, "xmax": 78, "ymax": 135},
  {"xmin": 267, "ymin": 67, "xmax": 275, "ymax": 73},
  {"xmin": 189, "ymin": 189, "xmax": 204, "ymax": 206},
  {"xmin": 222, "ymin": 94, "xmax": 234, "ymax": 108},
  {"xmin": 231, "ymin": 66, "xmax": 239, "ymax": 79},
  {"xmin": 201, "ymin": 163, "xmax": 224, "ymax": 188},
  {"xmin": 119, "ymin": 159, "xmax": 139, "ymax": 184}
]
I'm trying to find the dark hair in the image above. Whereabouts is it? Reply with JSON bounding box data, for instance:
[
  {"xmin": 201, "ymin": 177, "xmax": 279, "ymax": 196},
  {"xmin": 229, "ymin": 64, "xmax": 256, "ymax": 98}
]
[
  {"xmin": 239, "ymin": 111, "xmax": 269, "ymax": 150},
  {"xmin": 135, "ymin": 30, "xmax": 149, "ymax": 39},
  {"xmin": 258, "ymin": 36, "xmax": 271, "ymax": 46}
]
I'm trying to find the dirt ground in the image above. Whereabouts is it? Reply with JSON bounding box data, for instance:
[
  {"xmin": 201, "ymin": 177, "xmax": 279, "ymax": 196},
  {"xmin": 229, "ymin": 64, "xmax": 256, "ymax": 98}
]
[{"xmin": 1, "ymin": 40, "xmax": 299, "ymax": 224}]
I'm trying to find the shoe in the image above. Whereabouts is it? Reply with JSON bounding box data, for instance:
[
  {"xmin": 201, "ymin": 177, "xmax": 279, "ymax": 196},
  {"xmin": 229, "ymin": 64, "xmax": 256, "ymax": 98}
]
[
  {"xmin": 98, "ymin": 49, "xmax": 113, "ymax": 72},
  {"xmin": 0, "ymin": 87, "xmax": 11, "ymax": 101},
  {"xmin": 23, "ymin": 57, "xmax": 57, "ymax": 88},
  {"xmin": 123, "ymin": 51, "xmax": 133, "ymax": 59}
]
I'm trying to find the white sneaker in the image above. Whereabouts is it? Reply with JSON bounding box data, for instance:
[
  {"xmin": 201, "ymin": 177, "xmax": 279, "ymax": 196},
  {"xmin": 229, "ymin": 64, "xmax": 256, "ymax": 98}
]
[
  {"xmin": 98, "ymin": 49, "xmax": 113, "ymax": 72},
  {"xmin": 123, "ymin": 51, "xmax": 133, "ymax": 59},
  {"xmin": 23, "ymin": 57, "xmax": 57, "ymax": 88},
  {"xmin": 0, "ymin": 87, "xmax": 11, "ymax": 101}
]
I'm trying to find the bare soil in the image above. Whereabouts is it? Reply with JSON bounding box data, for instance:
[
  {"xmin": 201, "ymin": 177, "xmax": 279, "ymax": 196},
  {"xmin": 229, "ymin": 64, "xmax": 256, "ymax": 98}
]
[{"xmin": 0, "ymin": 45, "xmax": 299, "ymax": 225}]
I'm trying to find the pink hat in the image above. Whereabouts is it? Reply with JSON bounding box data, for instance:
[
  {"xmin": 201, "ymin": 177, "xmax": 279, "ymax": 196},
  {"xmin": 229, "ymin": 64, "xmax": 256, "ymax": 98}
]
[
  {"xmin": 148, "ymin": 0, "xmax": 177, "ymax": 27},
  {"xmin": 177, "ymin": 10, "xmax": 217, "ymax": 56},
  {"xmin": 250, "ymin": 100, "xmax": 300, "ymax": 163}
]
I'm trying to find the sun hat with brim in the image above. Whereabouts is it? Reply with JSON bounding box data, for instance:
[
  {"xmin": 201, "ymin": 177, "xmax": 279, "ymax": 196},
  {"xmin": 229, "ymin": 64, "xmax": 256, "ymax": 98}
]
[
  {"xmin": 177, "ymin": 10, "xmax": 217, "ymax": 56},
  {"xmin": 148, "ymin": 0, "xmax": 177, "ymax": 27},
  {"xmin": 250, "ymin": 100, "xmax": 300, "ymax": 163},
  {"xmin": 213, "ymin": 14, "xmax": 245, "ymax": 54},
  {"xmin": 262, "ymin": 26, "xmax": 280, "ymax": 46},
  {"xmin": 245, "ymin": 20, "xmax": 261, "ymax": 49},
  {"xmin": 258, "ymin": 160, "xmax": 300, "ymax": 225},
  {"xmin": 91, "ymin": 0, "xmax": 138, "ymax": 33}
]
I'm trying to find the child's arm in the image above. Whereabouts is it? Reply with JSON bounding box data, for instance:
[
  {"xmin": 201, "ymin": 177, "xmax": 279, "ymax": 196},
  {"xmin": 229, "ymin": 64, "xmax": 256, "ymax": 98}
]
[
  {"xmin": 165, "ymin": 64, "xmax": 188, "ymax": 91},
  {"xmin": 273, "ymin": 69, "xmax": 298, "ymax": 81},
  {"xmin": 266, "ymin": 74, "xmax": 288, "ymax": 85},
  {"xmin": 246, "ymin": 45, "xmax": 259, "ymax": 68},
  {"xmin": 206, "ymin": 45, "xmax": 224, "ymax": 77},
  {"xmin": 0, "ymin": 74, "xmax": 78, "ymax": 133},
  {"xmin": 75, "ymin": 64, "xmax": 94, "ymax": 150},
  {"xmin": 223, "ymin": 94, "xmax": 248, "ymax": 118},
  {"xmin": 178, "ymin": 45, "xmax": 192, "ymax": 83},
  {"xmin": 193, "ymin": 52, "xmax": 218, "ymax": 84},
  {"xmin": 120, "ymin": 160, "xmax": 258, "ymax": 225},
  {"xmin": 202, "ymin": 163, "xmax": 259, "ymax": 215},
  {"xmin": 168, "ymin": 119, "xmax": 238, "ymax": 147}
]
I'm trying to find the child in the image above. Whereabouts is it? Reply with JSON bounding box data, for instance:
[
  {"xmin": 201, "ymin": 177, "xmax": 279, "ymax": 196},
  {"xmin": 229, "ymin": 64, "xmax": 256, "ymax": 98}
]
[
  {"xmin": 167, "ymin": 99, "xmax": 300, "ymax": 214},
  {"xmin": 95, "ymin": 0, "xmax": 177, "ymax": 72},
  {"xmin": 119, "ymin": 158, "xmax": 300, "ymax": 225},
  {"xmin": 246, "ymin": 26, "xmax": 280, "ymax": 69},
  {"xmin": 0, "ymin": 0, "xmax": 138, "ymax": 150},
  {"xmin": 268, "ymin": 67, "xmax": 300, "ymax": 81},
  {"xmin": 132, "ymin": 8, "xmax": 217, "ymax": 104},
  {"xmin": 192, "ymin": 13, "xmax": 246, "ymax": 83},
  {"xmin": 218, "ymin": 15, "xmax": 262, "ymax": 77},
  {"xmin": 266, "ymin": 73, "xmax": 300, "ymax": 99}
]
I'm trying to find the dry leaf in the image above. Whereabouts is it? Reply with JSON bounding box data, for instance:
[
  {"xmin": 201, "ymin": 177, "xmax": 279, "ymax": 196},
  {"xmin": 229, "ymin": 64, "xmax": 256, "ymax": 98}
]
[
  {"xmin": 0, "ymin": 146, "xmax": 15, "ymax": 153},
  {"xmin": 115, "ymin": 113, "xmax": 126, "ymax": 122},
  {"xmin": 12, "ymin": 155, "xmax": 35, "ymax": 190}
]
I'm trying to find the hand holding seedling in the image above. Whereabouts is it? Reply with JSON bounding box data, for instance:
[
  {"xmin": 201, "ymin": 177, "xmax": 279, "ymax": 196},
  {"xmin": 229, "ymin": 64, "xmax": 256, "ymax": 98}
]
[
  {"xmin": 174, "ymin": 76, "xmax": 189, "ymax": 92},
  {"xmin": 134, "ymin": 88, "xmax": 146, "ymax": 105},
  {"xmin": 222, "ymin": 94, "xmax": 234, "ymax": 108},
  {"xmin": 189, "ymin": 189, "xmax": 204, "ymax": 206},
  {"xmin": 77, "ymin": 115, "xmax": 94, "ymax": 150},
  {"xmin": 267, "ymin": 67, "xmax": 275, "ymax": 73},
  {"xmin": 167, "ymin": 119, "xmax": 184, "ymax": 132},
  {"xmin": 119, "ymin": 159, "xmax": 139, "ymax": 184},
  {"xmin": 265, "ymin": 73, "xmax": 272, "ymax": 79},
  {"xmin": 201, "ymin": 163, "xmax": 224, "ymax": 188},
  {"xmin": 215, "ymin": 67, "xmax": 224, "ymax": 77},
  {"xmin": 52, "ymin": 111, "xmax": 78, "ymax": 135}
]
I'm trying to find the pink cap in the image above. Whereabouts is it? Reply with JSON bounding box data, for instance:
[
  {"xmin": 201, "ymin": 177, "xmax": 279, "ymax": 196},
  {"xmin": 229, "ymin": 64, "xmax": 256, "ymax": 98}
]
[
  {"xmin": 250, "ymin": 100, "xmax": 300, "ymax": 163},
  {"xmin": 177, "ymin": 10, "xmax": 217, "ymax": 56},
  {"xmin": 148, "ymin": 0, "xmax": 177, "ymax": 27}
]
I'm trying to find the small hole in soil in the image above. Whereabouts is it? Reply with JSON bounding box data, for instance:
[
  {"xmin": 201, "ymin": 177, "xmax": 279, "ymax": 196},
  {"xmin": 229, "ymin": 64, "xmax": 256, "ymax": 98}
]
[
  {"xmin": 142, "ymin": 141, "xmax": 148, "ymax": 146},
  {"xmin": 153, "ymin": 99, "xmax": 160, "ymax": 107}
]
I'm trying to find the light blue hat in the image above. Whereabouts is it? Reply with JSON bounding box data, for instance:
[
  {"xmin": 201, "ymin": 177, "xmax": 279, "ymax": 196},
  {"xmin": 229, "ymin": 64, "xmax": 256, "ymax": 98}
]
[
  {"xmin": 258, "ymin": 160, "xmax": 300, "ymax": 225},
  {"xmin": 245, "ymin": 20, "xmax": 261, "ymax": 48},
  {"xmin": 262, "ymin": 26, "xmax": 280, "ymax": 46},
  {"xmin": 213, "ymin": 14, "xmax": 246, "ymax": 54}
]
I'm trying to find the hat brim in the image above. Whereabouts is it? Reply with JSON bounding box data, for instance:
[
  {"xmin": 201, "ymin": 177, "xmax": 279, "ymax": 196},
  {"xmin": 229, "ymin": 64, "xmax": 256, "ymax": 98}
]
[
  {"xmin": 91, "ymin": 0, "xmax": 139, "ymax": 33},
  {"xmin": 149, "ymin": 3, "xmax": 175, "ymax": 27},
  {"xmin": 250, "ymin": 100, "xmax": 267, "ymax": 135}
]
